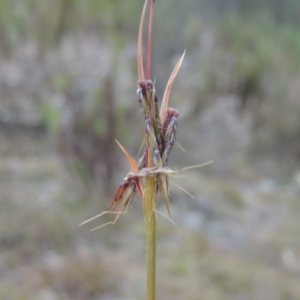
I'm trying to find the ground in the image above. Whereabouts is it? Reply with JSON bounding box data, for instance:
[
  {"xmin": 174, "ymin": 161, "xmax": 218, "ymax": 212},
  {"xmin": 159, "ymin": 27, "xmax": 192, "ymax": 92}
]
[{"xmin": 1, "ymin": 130, "xmax": 300, "ymax": 300}]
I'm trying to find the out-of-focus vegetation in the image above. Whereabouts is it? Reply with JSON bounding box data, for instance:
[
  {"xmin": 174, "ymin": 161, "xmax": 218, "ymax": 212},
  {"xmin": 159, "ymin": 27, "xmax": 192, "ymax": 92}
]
[
  {"xmin": 1, "ymin": 0, "xmax": 300, "ymax": 299},
  {"xmin": 184, "ymin": 14, "xmax": 300, "ymax": 174},
  {"xmin": 1, "ymin": 0, "xmax": 300, "ymax": 177}
]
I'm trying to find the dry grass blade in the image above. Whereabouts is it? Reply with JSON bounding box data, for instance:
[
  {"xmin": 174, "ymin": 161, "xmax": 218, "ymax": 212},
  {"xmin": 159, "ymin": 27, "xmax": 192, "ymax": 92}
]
[
  {"xmin": 176, "ymin": 142, "xmax": 186, "ymax": 153},
  {"xmin": 181, "ymin": 160, "xmax": 213, "ymax": 172},
  {"xmin": 160, "ymin": 50, "xmax": 186, "ymax": 125},
  {"xmin": 90, "ymin": 222, "xmax": 113, "ymax": 231},
  {"xmin": 127, "ymin": 160, "xmax": 213, "ymax": 178},
  {"xmin": 79, "ymin": 211, "xmax": 123, "ymax": 227},
  {"xmin": 155, "ymin": 209, "xmax": 177, "ymax": 226},
  {"xmin": 137, "ymin": 0, "xmax": 148, "ymax": 80},
  {"xmin": 158, "ymin": 175, "xmax": 171, "ymax": 216},
  {"xmin": 115, "ymin": 139, "xmax": 139, "ymax": 172},
  {"xmin": 169, "ymin": 180, "xmax": 195, "ymax": 199}
]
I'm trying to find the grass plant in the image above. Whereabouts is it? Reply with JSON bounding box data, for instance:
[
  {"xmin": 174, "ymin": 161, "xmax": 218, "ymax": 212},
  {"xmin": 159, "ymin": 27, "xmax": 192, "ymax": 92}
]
[{"xmin": 81, "ymin": 1, "xmax": 186, "ymax": 298}]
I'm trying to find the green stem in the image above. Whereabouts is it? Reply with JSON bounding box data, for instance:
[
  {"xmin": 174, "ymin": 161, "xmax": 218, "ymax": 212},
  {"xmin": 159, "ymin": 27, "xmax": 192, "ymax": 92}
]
[{"xmin": 145, "ymin": 175, "xmax": 156, "ymax": 300}]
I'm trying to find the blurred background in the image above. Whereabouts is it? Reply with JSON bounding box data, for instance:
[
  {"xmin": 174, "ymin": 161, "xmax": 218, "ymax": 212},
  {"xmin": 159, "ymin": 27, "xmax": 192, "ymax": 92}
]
[{"xmin": 1, "ymin": 0, "xmax": 300, "ymax": 299}]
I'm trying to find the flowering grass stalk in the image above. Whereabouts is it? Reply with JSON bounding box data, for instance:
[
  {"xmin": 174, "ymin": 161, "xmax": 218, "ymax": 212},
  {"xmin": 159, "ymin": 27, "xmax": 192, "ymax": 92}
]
[
  {"xmin": 142, "ymin": 1, "xmax": 157, "ymax": 297},
  {"xmin": 136, "ymin": 2, "xmax": 184, "ymax": 297},
  {"xmin": 81, "ymin": 0, "xmax": 188, "ymax": 298}
]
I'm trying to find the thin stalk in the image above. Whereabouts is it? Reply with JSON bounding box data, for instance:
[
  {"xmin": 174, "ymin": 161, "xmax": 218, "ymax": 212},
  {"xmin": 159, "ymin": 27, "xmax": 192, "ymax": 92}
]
[
  {"xmin": 144, "ymin": 1, "xmax": 157, "ymax": 298},
  {"xmin": 146, "ymin": 0, "xmax": 155, "ymax": 79},
  {"xmin": 144, "ymin": 176, "xmax": 156, "ymax": 300},
  {"xmin": 145, "ymin": 92, "xmax": 156, "ymax": 300}
]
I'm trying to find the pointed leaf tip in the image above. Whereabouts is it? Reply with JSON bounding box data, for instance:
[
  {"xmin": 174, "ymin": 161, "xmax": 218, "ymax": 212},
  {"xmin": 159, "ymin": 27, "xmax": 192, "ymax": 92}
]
[
  {"xmin": 115, "ymin": 139, "xmax": 139, "ymax": 172},
  {"xmin": 137, "ymin": 0, "xmax": 148, "ymax": 80},
  {"xmin": 160, "ymin": 176, "xmax": 171, "ymax": 216},
  {"xmin": 160, "ymin": 50, "xmax": 186, "ymax": 125}
]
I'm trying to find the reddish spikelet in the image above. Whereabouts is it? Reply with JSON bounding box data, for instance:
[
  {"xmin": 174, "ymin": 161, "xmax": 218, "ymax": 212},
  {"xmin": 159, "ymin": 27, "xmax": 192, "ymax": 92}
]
[{"xmin": 109, "ymin": 179, "xmax": 131, "ymax": 210}]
